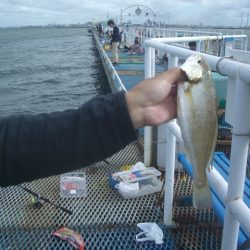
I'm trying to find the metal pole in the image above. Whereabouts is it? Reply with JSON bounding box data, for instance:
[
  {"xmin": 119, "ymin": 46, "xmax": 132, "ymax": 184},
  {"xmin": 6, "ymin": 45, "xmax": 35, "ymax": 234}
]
[
  {"xmin": 144, "ymin": 47, "xmax": 152, "ymax": 79},
  {"xmin": 144, "ymin": 46, "xmax": 153, "ymax": 166},
  {"xmin": 151, "ymin": 35, "xmax": 246, "ymax": 43},
  {"xmin": 228, "ymin": 199, "xmax": 250, "ymax": 237},
  {"xmin": 221, "ymin": 74, "xmax": 250, "ymax": 250},
  {"xmin": 163, "ymin": 54, "xmax": 179, "ymax": 226},
  {"xmin": 163, "ymin": 128, "xmax": 176, "ymax": 225},
  {"xmin": 243, "ymin": 36, "xmax": 248, "ymax": 51},
  {"xmin": 151, "ymin": 48, "xmax": 155, "ymax": 77},
  {"xmin": 197, "ymin": 41, "xmax": 201, "ymax": 52},
  {"xmin": 206, "ymin": 167, "xmax": 228, "ymax": 203},
  {"xmin": 168, "ymin": 54, "xmax": 178, "ymax": 68},
  {"xmin": 166, "ymin": 121, "xmax": 183, "ymax": 144}
]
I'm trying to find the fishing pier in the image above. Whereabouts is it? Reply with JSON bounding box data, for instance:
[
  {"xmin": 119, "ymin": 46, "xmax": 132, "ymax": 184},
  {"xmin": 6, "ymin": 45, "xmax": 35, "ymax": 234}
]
[{"xmin": 0, "ymin": 20, "xmax": 249, "ymax": 250}]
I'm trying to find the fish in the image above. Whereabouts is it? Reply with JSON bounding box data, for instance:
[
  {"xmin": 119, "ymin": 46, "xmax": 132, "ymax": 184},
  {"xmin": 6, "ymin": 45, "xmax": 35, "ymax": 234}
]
[{"xmin": 177, "ymin": 54, "xmax": 218, "ymax": 210}]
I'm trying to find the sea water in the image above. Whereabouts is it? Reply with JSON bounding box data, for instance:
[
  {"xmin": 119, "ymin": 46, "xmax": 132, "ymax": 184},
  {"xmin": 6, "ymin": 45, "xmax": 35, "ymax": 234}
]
[{"xmin": 0, "ymin": 27, "xmax": 110, "ymax": 117}]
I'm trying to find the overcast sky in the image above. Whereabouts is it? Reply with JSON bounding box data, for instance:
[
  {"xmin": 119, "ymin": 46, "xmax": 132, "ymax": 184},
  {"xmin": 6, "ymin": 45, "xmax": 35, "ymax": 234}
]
[{"xmin": 0, "ymin": 0, "xmax": 249, "ymax": 27}]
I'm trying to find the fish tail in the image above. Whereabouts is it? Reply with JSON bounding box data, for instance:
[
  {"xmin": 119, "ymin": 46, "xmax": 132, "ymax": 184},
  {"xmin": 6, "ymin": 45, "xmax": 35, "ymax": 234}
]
[{"xmin": 193, "ymin": 182, "xmax": 212, "ymax": 210}]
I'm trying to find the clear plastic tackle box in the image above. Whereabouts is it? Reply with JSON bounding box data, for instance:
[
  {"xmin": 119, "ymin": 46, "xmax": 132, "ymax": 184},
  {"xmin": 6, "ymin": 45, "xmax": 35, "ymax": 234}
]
[
  {"xmin": 60, "ymin": 172, "xmax": 87, "ymax": 198},
  {"xmin": 111, "ymin": 167, "xmax": 163, "ymax": 199}
]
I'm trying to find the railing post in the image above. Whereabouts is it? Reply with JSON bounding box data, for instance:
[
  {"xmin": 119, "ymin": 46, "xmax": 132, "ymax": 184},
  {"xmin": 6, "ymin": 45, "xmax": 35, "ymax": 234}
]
[
  {"xmin": 163, "ymin": 54, "xmax": 179, "ymax": 226},
  {"xmin": 168, "ymin": 54, "xmax": 178, "ymax": 68},
  {"xmin": 243, "ymin": 37, "xmax": 248, "ymax": 51},
  {"xmin": 151, "ymin": 48, "xmax": 155, "ymax": 77},
  {"xmin": 164, "ymin": 128, "xmax": 176, "ymax": 225},
  {"xmin": 221, "ymin": 74, "xmax": 250, "ymax": 250},
  {"xmin": 144, "ymin": 46, "xmax": 153, "ymax": 166},
  {"xmin": 197, "ymin": 41, "xmax": 201, "ymax": 52}
]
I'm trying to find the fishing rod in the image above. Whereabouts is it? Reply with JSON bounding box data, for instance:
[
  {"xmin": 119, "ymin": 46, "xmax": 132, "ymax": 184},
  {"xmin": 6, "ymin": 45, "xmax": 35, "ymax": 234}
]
[{"xmin": 19, "ymin": 185, "xmax": 73, "ymax": 216}]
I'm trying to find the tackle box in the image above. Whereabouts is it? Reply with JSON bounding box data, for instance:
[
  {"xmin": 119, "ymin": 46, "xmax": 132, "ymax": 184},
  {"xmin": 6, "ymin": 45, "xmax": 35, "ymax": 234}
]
[
  {"xmin": 111, "ymin": 167, "xmax": 163, "ymax": 199},
  {"xmin": 60, "ymin": 172, "xmax": 87, "ymax": 198}
]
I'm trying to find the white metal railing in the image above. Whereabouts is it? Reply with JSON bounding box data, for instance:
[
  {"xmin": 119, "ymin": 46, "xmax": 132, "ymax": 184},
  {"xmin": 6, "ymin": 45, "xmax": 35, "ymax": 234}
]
[
  {"xmin": 144, "ymin": 35, "xmax": 250, "ymax": 250},
  {"xmin": 95, "ymin": 27, "xmax": 250, "ymax": 248},
  {"xmin": 123, "ymin": 26, "xmax": 221, "ymax": 44},
  {"xmin": 122, "ymin": 26, "xmax": 248, "ymax": 54},
  {"xmin": 148, "ymin": 34, "xmax": 247, "ymax": 57},
  {"xmin": 94, "ymin": 32, "xmax": 127, "ymax": 92}
]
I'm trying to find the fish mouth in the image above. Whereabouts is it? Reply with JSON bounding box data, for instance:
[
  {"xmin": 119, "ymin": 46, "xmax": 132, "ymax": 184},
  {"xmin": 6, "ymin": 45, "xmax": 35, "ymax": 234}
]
[{"xmin": 189, "ymin": 78, "xmax": 202, "ymax": 84}]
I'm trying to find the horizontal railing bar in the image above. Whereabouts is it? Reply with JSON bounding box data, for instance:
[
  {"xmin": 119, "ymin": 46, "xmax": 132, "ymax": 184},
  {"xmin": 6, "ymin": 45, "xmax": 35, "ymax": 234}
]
[
  {"xmin": 144, "ymin": 38, "xmax": 250, "ymax": 83},
  {"xmin": 151, "ymin": 34, "xmax": 247, "ymax": 43}
]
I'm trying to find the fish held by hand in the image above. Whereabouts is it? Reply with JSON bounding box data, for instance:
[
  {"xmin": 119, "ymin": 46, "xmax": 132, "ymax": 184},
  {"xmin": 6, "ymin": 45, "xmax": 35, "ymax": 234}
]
[{"xmin": 178, "ymin": 54, "xmax": 218, "ymax": 210}]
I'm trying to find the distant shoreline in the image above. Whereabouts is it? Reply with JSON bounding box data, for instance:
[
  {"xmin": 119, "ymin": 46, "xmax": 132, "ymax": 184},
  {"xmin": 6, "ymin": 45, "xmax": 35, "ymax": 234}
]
[
  {"xmin": 0, "ymin": 25, "xmax": 89, "ymax": 29},
  {"xmin": 0, "ymin": 24, "xmax": 249, "ymax": 30}
]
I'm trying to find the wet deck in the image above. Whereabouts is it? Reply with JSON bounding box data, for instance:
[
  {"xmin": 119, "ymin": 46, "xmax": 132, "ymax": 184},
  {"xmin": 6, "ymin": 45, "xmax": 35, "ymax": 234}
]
[{"xmin": 105, "ymin": 50, "xmax": 165, "ymax": 90}]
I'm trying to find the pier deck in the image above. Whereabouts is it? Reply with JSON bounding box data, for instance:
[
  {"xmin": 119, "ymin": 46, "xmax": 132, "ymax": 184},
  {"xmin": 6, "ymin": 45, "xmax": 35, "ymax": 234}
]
[
  {"xmin": 0, "ymin": 140, "xmax": 222, "ymax": 249},
  {"xmin": 105, "ymin": 50, "xmax": 164, "ymax": 90}
]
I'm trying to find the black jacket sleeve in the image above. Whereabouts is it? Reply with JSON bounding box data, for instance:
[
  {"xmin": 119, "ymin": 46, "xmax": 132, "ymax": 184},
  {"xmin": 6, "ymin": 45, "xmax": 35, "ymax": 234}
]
[{"xmin": 0, "ymin": 91, "xmax": 138, "ymax": 186}]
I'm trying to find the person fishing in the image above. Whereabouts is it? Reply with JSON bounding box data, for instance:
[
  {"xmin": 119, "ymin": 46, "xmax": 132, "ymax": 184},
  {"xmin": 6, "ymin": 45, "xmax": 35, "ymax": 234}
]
[
  {"xmin": 107, "ymin": 19, "xmax": 120, "ymax": 66},
  {"xmin": 128, "ymin": 37, "xmax": 144, "ymax": 55},
  {"xmin": 0, "ymin": 67, "xmax": 188, "ymax": 187},
  {"xmin": 97, "ymin": 23, "xmax": 104, "ymax": 38}
]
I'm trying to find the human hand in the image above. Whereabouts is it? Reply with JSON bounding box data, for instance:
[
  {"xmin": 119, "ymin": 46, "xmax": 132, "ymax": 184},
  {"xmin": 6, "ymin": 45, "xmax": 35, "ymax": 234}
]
[{"xmin": 126, "ymin": 67, "xmax": 188, "ymax": 128}]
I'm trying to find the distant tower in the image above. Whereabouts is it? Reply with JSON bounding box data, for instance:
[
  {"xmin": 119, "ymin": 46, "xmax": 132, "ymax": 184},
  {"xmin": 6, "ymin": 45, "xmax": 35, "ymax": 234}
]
[{"xmin": 107, "ymin": 9, "xmax": 109, "ymax": 21}]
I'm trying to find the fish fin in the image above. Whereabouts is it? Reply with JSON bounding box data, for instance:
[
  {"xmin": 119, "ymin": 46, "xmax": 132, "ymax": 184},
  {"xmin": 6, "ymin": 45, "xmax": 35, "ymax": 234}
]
[{"xmin": 193, "ymin": 182, "xmax": 212, "ymax": 210}]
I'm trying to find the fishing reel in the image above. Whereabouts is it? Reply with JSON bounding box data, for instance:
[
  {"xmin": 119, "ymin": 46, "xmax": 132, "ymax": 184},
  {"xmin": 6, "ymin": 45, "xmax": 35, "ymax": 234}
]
[{"xmin": 31, "ymin": 194, "xmax": 44, "ymax": 209}]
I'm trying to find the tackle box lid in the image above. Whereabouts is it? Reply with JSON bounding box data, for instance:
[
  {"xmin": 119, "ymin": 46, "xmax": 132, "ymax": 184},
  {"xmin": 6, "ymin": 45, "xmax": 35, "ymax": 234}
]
[{"xmin": 111, "ymin": 167, "xmax": 161, "ymax": 183}]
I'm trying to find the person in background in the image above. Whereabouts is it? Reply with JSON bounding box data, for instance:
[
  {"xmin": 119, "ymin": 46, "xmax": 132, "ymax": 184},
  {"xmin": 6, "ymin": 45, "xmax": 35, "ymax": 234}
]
[
  {"xmin": 97, "ymin": 23, "xmax": 104, "ymax": 38},
  {"xmin": 107, "ymin": 19, "xmax": 120, "ymax": 66},
  {"xmin": 179, "ymin": 41, "xmax": 197, "ymax": 65},
  {"xmin": 162, "ymin": 52, "xmax": 169, "ymax": 71},
  {"xmin": 126, "ymin": 37, "xmax": 144, "ymax": 55},
  {"xmin": 134, "ymin": 37, "xmax": 140, "ymax": 45},
  {"xmin": 188, "ymin": 41, "xmax": 197, "ymax": 51},
  {"xmin": 0, "ymin": 67, "xmax": 188, "ymax": 187}
]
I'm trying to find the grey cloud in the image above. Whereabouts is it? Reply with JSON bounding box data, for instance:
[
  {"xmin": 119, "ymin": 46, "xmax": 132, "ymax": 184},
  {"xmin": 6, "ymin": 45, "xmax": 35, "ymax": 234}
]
[
  {"xmin": 0, "ymin": 0, "xmax": 249, "ymax": 27},
  {"xmin": 242, "ymin": 0, "xmax": 250, "ymax": 8}
]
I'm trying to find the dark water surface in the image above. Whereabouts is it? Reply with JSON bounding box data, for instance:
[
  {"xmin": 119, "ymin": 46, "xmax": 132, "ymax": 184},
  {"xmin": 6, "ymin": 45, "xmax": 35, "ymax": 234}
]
[{"xmin": 0, "ymin": 27, "xmax": 110, "ymax": 117}]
